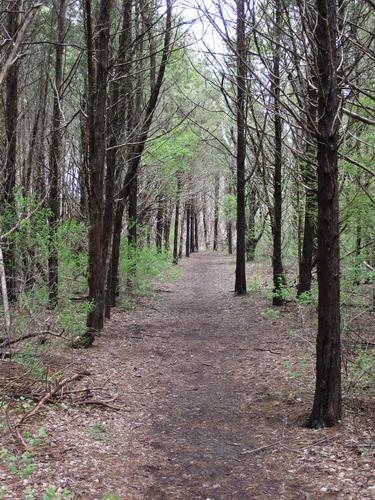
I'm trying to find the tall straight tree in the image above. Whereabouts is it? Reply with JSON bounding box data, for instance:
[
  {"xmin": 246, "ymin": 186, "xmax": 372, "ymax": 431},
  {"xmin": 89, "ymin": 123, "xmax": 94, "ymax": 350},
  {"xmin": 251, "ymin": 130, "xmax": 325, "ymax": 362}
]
[
  {"xmin": 173, "ymin": 175, "xmax": 181, "ymax": 263},
  {"xmin": 85, "ymin": 0, "xmax": 114, "ymax": 333},
  {"xmin": 48, "ymin": 0, "xmax": 66, "ymax": 308},
  {"xmin": 271, "ymin": 0, "xmax": 285, "ymax": 305},
  {"xmin": 3, "ymin": 2, "xmax": 19, "ymax": 303},
  {"xmin": 308, "ymin": 0, "xmax": 342, "ymax": 428},
  {"xmin": 234, "ymin": 0, "xmax": 247, "ymax": 295}
]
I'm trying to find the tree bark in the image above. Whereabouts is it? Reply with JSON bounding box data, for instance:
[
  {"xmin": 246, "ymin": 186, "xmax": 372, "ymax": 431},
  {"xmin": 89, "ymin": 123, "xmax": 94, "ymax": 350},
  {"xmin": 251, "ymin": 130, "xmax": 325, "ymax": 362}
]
[
  {"xmin": 3, "ymin": 3, "xmax": 20, "ymax": 303},
  {"xmin": 213, "ymin": 178, "xmax": 219, "ymax": 251},
  {"xmin": 86, "ymin": 0, "xmax": 113, "ymax": 332},
  {"xmin": 308, "ymin": 0, "xmax": 342, "ymax": 429},
  {"xmin": 156, "ymin": 195, "xmax": 164, "ymax": 251},
  {"xmin": 246, "ymin": 187, "xmax": 257, "ymax": 262},
  {"xmin": 178, "ymin": 204, "xmax": 186, "ymax": 259},
  {"xmin": 48, "ymin": 0, "xmax": 66, "ymax": 309},
  {"xmin": 234, "ymin": 0, "xmax": 247, "ymax": 295},
  {"xmin": 271, "ymin": 0, "xmax": 285, "ymax": 305},
  {"xmin": 185, "ymin": 202, "xmax": 191, "ymax": 257},
  {"xmin": 190, "ymin": 202, "xmax": 195, "ymax": 253},
  {"xmin": 202, "ymin": 195, "xmax": 209, "ymax": 250},
  {"xmin": 173, "ymin": 176, "xmax": 181, "ymax": 263},
  {"xmin": 109, "ymin": 0, "xmax": 172, "ymax": 299},
  {"xmin": 297, "ymin": 82, "xmax": 318, "ymax": 296},
  {"xmin": 194, "ymin": 211, "xmax": 199, "ymax": 252}
]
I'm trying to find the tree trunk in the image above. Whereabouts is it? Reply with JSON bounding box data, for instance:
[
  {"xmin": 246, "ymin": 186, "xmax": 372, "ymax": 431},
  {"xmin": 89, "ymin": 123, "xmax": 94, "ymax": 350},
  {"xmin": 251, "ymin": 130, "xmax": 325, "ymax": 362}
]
[
  {"xmin": 308, "ymin": 0, "xmax": 341, "ymax": 429},
  {"xmin": 194, "ymin": 212, "xmax": 199, "ymax": 252},
  {"xmin": 234, "ymin": 0, "xmax": 247, "ymax": 295},
  {"xmin": 173, "ymin": 177, "xmax": 181, "ymax": 263},
  {"xmin": 271, "ymin": 0, "xmax": 285, "ymax": 305},
  {"xmin": 246, "ymin": 187, "xmax": 257, "ymax": 262},
  {"xmin": 156, "ymin": 195, "xmax": 164, "ymax": 251},
  {"xmin": 86, "ymin": 0, "xmax": 113, "ymax": 333},
  {"xmin": 48, "ymin": 0, "xmax": 66, "ymax": 309},
  {"xmin": 164, "ymin": 204, "xmax": 171, "ymax": 252},
  {"xmin": 202, "ymin": 195, "xmax": 209, "ymax": 250},
  {"xmin": 178, "ymin": 204, "xmax": 186, "ymax": 259},
  {"xmin": 109, "ymin": 0, "xmax": 172, "ymax": 295},
  {"xmin": 213, "ymin": 178, "xmax": 219, "ymax": 251},
  {"xmin": 297, "ymin": 160, "xmax": 317, "ymax": 296},
  {"xmin": 190, "ymin": 202, "xmax": 195, "ymax": 253},
  {"xmin": 227, "ymin": 223, "xmax": 233, "ymax": 254},
  {"xmin": 297, "ymin": 82, "xmax": 318, "ymax": 296},
  {"xmin": 185, "ymin": 202, "xmax": 190, "ymax": 257},
  {"xmin": 3, "ymin": 4, "xmax": 20, "ymax": 303}
]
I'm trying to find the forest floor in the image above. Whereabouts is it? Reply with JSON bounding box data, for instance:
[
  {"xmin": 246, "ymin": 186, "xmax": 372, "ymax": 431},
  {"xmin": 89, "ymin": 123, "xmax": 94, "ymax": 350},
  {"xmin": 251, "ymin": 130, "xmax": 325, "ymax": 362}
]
[{"xmin": 0, "ymin": 253, "xmax": 374, "ymax": 499}]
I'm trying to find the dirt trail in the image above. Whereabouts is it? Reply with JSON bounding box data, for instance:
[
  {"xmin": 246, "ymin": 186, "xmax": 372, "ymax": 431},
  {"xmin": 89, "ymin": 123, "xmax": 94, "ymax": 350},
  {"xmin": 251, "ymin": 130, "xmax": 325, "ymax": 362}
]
[{"xmin": 3, "ymin": 253, "xmax": 374, "ymax": 499}]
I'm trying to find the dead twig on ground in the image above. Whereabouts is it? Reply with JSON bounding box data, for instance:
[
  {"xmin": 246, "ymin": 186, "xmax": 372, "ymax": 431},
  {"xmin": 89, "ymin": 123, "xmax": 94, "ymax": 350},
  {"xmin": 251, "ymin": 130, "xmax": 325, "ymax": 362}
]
[{"xmin": 17, "ymin": 371, "xmax": 89, "ymax": 426}]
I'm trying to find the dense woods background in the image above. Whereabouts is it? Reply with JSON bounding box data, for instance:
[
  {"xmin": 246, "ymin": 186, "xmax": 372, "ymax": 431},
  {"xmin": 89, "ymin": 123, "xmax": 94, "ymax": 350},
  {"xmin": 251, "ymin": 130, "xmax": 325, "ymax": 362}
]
[{"xmin": 0, "ymin": 0, "xmax": 374, "ymax": 495}]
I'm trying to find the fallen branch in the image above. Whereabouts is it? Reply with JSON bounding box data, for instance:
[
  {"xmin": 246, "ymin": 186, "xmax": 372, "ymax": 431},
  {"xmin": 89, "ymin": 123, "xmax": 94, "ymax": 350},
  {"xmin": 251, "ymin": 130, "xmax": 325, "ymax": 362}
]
[
  {"xmin": 240, "ymin": 442, "xmax": 279, "ymax": 455},
  {"xmin": 73, "ymin": 399, "xmax": 122, "ymax": 411},
  {"xmin": 17, "ymin": 371, "xmax": 89, "ymax": 426},
  {"xmin": 0, "ymin": 329, "xmax": 67, "ymax": 347}
]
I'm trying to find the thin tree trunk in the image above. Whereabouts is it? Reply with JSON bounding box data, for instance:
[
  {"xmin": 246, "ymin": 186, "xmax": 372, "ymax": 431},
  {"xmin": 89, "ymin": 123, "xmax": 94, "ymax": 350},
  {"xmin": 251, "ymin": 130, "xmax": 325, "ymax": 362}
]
[
  {"xmin": 213, "ymin": 178, "xmax": 219, "ymax": 251},
  {"xmin": 194, "ymin": 211, "xmax": 199, "ymax": 252},
  {"xmin": 0, "ymin": 243, "xmax": 11, "ymax": 336},
  {"xmin": 178, "ymin": 204, "xmax": 186, "ymax": 259},
  {"xmin": 297, "ymin": 160, "xmax": 317, "ymax": 296},
  {"xmin": 246, "ymin": 187, "xmax": 257, "ymax": 262},
  {"xmin": 227, "ymin": 223, "xmax": 233, "ymax": 254},
  {"xmin": 173, "ymin": 176, "xmax": 181, "ymax": 263},
  {"xmin": 185, "ymin": 202, "xmax": 190, "ymax": 257},
  {"xmin": 190, "ymin": 202, "xmax": 195, "ymax": 253},
  {"xmin": 297, "ymin": 82, "xmax": 318, "ymax": 296},
  {"xmin": 202, "ymin": 195, "xmax": 209, "ymax": 250},
  {"xmin": 156, "ymin": 195, "xmax": 163, "ymax": 251},
  {"xmin": 308, "ymin": 0, "xmax": 341, "ymax": 429},
  {"xmin": 3, "ymin": 3, "xmax": 19, "ymax": 303},
  {"xmin": 164, "ymin": 204, "xmax": 171, "ymax": 252}
]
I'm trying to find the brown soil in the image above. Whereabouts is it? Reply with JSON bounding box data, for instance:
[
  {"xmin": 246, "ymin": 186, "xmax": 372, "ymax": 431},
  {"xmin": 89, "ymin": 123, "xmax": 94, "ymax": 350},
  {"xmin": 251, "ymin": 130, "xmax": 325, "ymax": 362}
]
[{"xmin": 1, "ymin": 253, "xmax": 374, "ymax": 499}]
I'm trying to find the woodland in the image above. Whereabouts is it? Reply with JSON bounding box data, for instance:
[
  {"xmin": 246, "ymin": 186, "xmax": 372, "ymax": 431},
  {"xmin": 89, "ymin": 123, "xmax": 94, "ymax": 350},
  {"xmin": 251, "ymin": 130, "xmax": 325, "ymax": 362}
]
[{"xmin": 0, "ymin": 0, "xmax": 374, "ymax": 497}]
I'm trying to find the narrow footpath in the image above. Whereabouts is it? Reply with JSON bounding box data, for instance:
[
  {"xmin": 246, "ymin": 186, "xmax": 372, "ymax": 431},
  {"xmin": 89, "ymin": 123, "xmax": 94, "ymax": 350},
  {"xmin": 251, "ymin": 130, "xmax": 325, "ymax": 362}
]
[{"xmin": 4, "ymin": 254, "xmax": 373, "ymax": 499}]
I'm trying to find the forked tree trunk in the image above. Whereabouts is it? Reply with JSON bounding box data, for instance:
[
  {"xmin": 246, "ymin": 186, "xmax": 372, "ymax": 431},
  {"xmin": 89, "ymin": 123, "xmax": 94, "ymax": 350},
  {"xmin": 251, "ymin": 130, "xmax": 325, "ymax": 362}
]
[
  {"xmin": 307, "ymin": 0, "xmax": 341, "ymax": 429},
  {"xmin": 234, "ymin": 0, "xmax": 247, "ymax": 295},
  {"xmin": 109, "ymin": 0, "xmax": 172, "ymax": 300}
]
